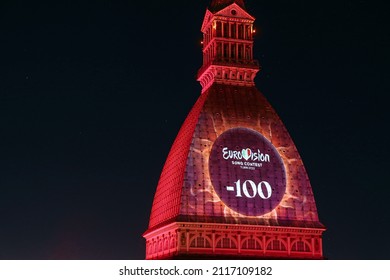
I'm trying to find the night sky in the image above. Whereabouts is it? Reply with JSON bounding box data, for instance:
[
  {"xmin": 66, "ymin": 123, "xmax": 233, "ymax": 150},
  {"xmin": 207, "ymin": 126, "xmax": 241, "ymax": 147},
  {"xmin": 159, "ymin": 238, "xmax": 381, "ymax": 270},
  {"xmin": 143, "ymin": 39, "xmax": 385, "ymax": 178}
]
[{"xmin": 1, "ymin": 0, "xmax": 389, "ymax": 260}]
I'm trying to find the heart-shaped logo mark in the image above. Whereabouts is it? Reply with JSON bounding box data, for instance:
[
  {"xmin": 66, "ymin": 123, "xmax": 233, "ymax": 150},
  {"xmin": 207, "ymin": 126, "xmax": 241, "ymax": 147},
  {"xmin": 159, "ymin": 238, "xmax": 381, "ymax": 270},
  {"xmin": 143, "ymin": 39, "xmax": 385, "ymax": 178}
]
[{"xmin": 241, "ymin": 148, "xmax": 252, "ymax": 160}]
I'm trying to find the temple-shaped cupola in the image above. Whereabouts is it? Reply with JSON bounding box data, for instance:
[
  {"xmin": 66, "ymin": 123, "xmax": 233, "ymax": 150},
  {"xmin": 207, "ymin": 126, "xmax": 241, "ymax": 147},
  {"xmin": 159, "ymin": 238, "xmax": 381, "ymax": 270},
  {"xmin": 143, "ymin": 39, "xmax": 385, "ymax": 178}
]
[{"xmin": 198, "ymin": 1, "xmax": 259, "ymax": 93}]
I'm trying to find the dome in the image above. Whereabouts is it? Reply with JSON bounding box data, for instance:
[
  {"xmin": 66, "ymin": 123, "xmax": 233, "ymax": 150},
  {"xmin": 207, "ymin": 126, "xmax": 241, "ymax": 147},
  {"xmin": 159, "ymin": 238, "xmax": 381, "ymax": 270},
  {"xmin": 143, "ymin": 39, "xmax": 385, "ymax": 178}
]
[{"xmin": 147, "ymin": 84, "xmax": 323, "ymax": 231}]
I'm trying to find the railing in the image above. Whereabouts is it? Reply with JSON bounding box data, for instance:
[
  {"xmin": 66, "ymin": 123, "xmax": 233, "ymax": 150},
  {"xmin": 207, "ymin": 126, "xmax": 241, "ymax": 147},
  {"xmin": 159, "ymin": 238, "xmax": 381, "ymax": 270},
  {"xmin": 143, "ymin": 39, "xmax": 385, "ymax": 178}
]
[{"xmin": 197, "ymin": 59, "xmax": 260, "ymax": 78}]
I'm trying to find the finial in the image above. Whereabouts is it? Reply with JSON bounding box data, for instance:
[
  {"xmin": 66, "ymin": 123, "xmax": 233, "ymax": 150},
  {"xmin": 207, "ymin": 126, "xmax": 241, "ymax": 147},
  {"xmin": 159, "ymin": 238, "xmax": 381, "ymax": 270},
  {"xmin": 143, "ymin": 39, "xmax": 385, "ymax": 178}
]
[{"xmin": 209, "ymin": 0, "xmax": 246, "ymax": 12}]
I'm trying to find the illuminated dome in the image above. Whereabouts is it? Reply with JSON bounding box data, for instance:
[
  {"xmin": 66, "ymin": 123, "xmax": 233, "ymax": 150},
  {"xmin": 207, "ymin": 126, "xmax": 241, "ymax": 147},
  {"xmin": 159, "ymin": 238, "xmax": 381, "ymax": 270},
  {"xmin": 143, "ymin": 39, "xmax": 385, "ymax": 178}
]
[{"xmin": 147, "ymin": 84, "xmax": 323, "ymax": 229}]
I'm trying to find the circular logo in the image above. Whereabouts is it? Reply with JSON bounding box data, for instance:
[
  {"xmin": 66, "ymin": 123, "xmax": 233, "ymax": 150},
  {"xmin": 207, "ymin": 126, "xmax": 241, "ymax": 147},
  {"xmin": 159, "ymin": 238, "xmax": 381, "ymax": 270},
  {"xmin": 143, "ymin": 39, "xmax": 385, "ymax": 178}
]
[{"xmin": 209, "ymin": 127, "xmax": 286, "ymax": 216}]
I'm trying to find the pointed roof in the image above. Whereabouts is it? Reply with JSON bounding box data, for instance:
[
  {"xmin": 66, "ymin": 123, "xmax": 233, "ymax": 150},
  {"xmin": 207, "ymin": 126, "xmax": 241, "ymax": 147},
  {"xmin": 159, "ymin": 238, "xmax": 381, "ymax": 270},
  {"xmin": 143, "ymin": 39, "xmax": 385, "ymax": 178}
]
[
  {"xmin": 146, "ymin": 84, "xmax": 324, "ymax": 232},
  {"xmin": 209, "ymin": 0, "xmax": 246, "ymax": 12}
]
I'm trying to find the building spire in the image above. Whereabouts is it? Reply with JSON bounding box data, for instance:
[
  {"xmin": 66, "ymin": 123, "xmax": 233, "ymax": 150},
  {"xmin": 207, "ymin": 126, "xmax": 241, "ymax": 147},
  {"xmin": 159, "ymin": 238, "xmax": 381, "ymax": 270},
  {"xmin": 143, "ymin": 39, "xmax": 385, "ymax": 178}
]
[
  {"xmin": 198, "ymin": 0, "xmax": 258, "ymax": 92},
  {"xmin": 209, "ymin": 0, "xmax": 246, "ymax": 12}
]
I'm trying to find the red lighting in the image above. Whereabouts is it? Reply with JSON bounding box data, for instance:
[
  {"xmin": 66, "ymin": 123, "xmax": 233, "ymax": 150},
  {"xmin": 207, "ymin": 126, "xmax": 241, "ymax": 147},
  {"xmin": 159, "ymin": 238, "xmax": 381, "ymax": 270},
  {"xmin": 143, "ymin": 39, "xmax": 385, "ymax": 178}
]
[{"xmin": 144, "ymin": 0, "xmax": 325, "ymax": 260}]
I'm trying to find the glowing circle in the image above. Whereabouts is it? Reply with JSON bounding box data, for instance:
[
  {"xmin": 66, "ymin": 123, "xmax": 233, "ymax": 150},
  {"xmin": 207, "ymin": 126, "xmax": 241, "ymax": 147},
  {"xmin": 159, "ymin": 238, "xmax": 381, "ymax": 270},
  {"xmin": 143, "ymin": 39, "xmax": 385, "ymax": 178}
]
[{"xmin": 209, "ymin": 127, "xmax": 286, "ymax": 216}]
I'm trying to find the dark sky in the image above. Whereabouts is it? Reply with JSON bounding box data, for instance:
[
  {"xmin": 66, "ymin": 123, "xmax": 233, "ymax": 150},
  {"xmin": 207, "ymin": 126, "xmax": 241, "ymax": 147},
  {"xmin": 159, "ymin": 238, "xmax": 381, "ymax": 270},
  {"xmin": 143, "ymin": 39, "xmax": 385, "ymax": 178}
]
[{"xmin": 0, "ymin": 0, "xmax": 388, "ymax": 260}]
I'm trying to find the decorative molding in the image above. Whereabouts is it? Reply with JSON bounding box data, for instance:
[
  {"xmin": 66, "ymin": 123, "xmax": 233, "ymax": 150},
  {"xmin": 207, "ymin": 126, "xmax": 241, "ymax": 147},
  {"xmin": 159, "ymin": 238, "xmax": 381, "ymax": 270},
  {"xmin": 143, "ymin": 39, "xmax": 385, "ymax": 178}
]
[{"xmin": 145, "ymin": 222, "xmax": 324, "ymax": 259}]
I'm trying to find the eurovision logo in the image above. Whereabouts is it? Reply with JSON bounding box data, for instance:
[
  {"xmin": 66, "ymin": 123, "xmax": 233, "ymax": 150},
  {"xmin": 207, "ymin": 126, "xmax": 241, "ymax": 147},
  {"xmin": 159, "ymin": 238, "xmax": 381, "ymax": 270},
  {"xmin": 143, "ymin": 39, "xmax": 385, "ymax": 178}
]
[{"xmin": 222, "ymin": 147, "xmax": 270, "ymax": 162}]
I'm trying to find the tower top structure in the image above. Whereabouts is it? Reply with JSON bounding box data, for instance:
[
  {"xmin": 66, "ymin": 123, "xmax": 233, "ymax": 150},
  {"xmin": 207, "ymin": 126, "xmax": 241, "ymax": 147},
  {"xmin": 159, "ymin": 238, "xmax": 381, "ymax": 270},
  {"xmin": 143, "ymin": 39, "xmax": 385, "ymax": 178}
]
[{"xmin": 198, "ymin": 0, "xmax": 259, "ymax": 93}]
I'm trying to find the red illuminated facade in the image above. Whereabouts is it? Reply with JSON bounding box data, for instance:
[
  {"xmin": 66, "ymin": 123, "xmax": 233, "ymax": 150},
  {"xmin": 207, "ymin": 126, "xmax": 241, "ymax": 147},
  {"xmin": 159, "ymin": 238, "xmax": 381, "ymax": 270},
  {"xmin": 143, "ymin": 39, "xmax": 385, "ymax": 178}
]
[{"xmin": 143, "ymin": 0, "xmax": 325, "ymax": 259}]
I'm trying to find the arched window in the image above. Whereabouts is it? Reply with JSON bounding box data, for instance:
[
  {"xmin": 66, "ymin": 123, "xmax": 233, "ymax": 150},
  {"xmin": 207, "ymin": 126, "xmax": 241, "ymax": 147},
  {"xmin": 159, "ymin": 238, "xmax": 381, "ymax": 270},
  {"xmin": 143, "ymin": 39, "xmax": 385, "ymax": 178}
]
[
  {"xmin": 216, "ymin": 237, "xmax": 237, "ymax": 249},
  {"xmin": 242, "ymin": 238, "xmax": 261, "ymax": 250},
  {"xmin": 291, "ymin": 241, "xmax": 311, "ymax": 252},
  {"xmin": 190, "ymin": 236, "xmax": 211, "ymax": 248},
  {"xmin": 266, "ymin": 240, "xmax": 287, "ymax": 251}
]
